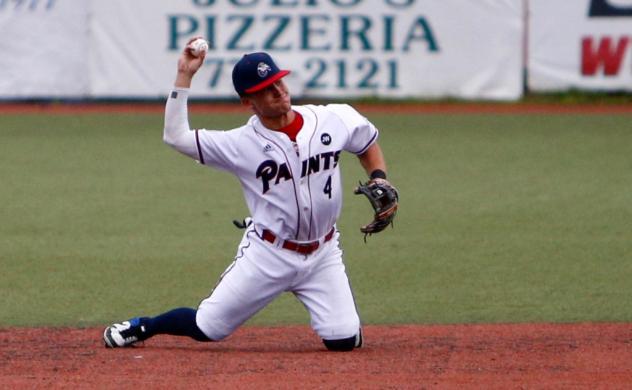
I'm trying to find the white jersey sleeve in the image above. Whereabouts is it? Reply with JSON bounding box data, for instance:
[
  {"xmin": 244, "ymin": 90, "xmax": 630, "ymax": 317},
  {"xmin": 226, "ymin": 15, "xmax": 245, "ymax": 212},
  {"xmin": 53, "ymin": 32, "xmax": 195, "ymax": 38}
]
[
  {"xmin": 163, "ymin": 87, "xmax": 238, "ymax": 172},
  {"xmin": 194, "ymin": 129, "xmax": 240, "ymax": 172},
  {"xmin": 325, "ymin": 104, "xmax": 378, "ymax": 155},
  {"xmin": 163, "ymin": 88, "xmax": 198, "ymax": 159}
]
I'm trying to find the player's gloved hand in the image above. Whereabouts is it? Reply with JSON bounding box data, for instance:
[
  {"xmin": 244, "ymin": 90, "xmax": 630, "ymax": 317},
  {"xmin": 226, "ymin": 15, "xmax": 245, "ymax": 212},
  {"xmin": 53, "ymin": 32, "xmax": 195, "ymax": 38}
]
[{"xmin": 354, "ymin": 176, "xmax": 399, "ymax": 240}]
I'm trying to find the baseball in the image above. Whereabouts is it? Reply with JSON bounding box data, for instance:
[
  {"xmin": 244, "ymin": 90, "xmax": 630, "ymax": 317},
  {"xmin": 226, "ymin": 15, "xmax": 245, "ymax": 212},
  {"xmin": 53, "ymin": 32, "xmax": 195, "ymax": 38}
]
[{"xmin": 189, "ymin": 38, "xmax": 208, "ymax": 57}]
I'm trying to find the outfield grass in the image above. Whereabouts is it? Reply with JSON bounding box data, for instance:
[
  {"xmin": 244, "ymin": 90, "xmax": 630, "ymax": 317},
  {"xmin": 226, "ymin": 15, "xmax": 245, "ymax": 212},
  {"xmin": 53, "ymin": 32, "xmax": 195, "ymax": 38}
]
[{"xmin": 1, "ymin": 111, "xmax": 630, "ymax": 327}]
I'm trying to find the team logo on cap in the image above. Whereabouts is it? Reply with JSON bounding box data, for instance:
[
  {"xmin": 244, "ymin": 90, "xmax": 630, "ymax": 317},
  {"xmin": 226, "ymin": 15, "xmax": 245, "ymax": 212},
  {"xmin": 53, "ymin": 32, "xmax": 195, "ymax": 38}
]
[
  {"xmin": 257, "ymin": 62, "xmax": 272, "ymax": 78},
  {"xmin": 321, "ymin": 133, "xmax": 332, "ymax": 145}
]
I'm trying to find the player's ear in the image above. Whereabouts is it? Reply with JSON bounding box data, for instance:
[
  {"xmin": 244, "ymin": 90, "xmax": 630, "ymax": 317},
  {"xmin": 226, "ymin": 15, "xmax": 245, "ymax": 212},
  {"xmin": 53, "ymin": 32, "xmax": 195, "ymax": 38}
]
[{"xmin": 240, "ymin": 95, "xmax": 259, "ymax": 114}]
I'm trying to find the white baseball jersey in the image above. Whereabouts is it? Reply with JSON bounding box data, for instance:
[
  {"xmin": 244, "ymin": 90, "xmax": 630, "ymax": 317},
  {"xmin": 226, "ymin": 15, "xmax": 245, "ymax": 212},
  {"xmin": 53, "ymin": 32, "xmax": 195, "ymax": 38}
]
[
  {"xmin": 163, "ymin": 88, "xmax": 377, "ymax": 342},
  {"xmin": 165, "ymin": 88, "xmax": 378, "ymax": 242}
]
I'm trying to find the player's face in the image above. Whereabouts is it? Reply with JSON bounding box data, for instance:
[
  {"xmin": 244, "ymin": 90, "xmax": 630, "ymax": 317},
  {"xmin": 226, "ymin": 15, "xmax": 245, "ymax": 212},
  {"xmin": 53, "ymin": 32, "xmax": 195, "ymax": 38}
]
[{"xmin": 243, "ymin": 79, "xmax": 292, "ymax": 118}]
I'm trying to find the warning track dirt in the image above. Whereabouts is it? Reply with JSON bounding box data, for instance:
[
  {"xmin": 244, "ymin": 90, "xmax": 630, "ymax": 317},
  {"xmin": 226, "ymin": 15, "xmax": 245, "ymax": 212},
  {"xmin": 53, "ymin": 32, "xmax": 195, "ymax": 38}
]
[{"xmin": 1, "ymin": 102, "xmax": 632, "ymax": 115}]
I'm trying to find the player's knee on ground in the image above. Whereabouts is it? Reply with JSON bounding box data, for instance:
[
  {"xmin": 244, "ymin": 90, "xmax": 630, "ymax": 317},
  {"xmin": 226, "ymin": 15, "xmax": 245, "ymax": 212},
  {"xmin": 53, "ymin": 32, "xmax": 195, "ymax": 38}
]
[
  {"xmin": 322, "ymin": 331, "xmax": 363, "ymax": 352},
  {"xmin": 195, "ymin": 306, "xmax": 234, "ymax": 341}
]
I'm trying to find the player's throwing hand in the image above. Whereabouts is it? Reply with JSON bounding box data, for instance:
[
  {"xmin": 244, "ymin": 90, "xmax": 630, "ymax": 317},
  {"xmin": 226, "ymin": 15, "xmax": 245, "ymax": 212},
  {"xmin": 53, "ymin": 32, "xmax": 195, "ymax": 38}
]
[{"xmin": 177, "ymin": 36, "xmax": 206, "ymax": 80}]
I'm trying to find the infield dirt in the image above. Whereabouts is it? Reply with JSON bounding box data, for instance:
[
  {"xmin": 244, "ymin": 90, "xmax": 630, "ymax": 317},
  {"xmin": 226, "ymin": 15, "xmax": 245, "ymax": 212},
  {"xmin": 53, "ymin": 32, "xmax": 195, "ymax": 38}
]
[{"xmin": 1, "ymin": 323, "xmax": 631, "ymax": 388}]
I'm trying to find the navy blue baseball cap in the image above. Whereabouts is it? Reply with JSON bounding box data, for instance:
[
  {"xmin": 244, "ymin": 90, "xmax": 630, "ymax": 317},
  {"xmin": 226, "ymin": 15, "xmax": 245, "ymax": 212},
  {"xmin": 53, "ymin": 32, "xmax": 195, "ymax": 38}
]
[{"xmin": 232, "ymin": 52, "xmax": 290, "ymax": 95}]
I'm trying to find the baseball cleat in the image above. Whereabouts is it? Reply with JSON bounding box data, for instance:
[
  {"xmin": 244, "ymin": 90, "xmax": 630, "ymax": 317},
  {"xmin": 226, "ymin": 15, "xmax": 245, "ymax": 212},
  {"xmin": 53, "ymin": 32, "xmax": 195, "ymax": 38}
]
[{"xmin": 103, "ymin": 318, "xmax": 147, "ymax": 348}]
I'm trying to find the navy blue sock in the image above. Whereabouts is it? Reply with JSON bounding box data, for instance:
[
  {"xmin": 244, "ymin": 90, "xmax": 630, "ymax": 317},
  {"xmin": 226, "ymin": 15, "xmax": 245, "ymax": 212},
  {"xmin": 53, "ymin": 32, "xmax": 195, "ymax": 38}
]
[{"xmin": 142, "ymin": 307, "xmax": 211, "ymax": 342}]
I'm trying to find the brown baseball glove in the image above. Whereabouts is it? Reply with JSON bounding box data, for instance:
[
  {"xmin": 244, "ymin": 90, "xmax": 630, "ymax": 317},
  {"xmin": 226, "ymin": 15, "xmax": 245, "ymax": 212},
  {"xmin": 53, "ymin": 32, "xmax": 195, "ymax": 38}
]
[{"xmin": 354, "ymin": 178, "xmax": 399, "ymax": 240}]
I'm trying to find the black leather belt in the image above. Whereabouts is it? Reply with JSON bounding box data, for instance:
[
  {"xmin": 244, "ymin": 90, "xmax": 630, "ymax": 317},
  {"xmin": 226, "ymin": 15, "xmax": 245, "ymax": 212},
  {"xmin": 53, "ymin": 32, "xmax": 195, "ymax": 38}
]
[{"xmin": 260, "ymin": 228, "xmax": 335, "ymax": 255}]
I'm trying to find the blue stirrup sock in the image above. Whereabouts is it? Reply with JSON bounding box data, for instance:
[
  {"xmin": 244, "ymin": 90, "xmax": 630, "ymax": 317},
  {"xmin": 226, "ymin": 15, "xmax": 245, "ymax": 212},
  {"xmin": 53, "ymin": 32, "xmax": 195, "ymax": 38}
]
[{"xmin": 142, "ymin": 307, "xmax": 211, "ymax": 342}]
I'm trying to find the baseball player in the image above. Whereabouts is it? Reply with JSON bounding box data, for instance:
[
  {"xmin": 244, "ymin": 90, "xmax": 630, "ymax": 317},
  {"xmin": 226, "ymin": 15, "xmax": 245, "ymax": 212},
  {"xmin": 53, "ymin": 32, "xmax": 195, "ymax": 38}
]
[{"xmin": 103, "ymin": 37, "xmax": 398, "ymax": 352}]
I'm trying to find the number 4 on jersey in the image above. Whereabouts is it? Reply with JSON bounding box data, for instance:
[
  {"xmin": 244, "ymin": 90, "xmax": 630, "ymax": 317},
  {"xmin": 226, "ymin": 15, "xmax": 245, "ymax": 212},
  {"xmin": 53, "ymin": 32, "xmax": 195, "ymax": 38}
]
[{"xmin": 324, "ymin": 176, "xmax": 332, "ymax": 199}]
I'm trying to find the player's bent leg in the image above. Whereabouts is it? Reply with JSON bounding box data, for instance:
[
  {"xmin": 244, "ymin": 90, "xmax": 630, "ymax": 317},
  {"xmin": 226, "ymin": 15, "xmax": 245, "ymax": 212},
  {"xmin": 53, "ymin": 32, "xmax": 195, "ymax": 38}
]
[
  {"xmin": 322, "ymin": 329, "xmax": 363, "ymax": 352},
  {"xmin": 195, "ymin": 280, "xmax": 282, "ymax": 341},
  {"xmin": 103, "ymin": 307, "xmax": 212, "ymax": 348},
  {"xmin": 195, "ymin": 233, "xmax": 290, "ymax": 341},
  {"xmin": 293, "ymin": 240, "xmax": 363, "ymax": 351}
]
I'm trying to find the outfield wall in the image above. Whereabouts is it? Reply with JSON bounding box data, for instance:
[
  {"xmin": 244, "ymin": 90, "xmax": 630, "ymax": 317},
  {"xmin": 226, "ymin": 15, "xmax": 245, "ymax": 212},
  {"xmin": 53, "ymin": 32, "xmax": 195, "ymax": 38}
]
[{"xmin": 0, "ymin": 0, "xmax": 630, "ymax": 100}]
